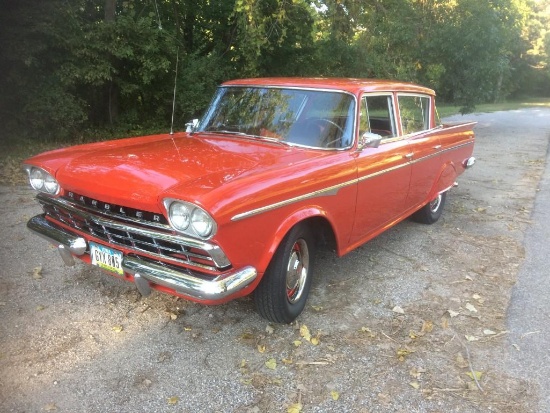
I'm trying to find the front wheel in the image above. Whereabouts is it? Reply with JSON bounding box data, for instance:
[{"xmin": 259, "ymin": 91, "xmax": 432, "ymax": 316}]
[
  {"xmin": 411, "ymin": 191, "xmax": 447, "ymax": 224},
  {"xmin": 254, "ymin": 224, "xmax": 316, "ymax": 323}
]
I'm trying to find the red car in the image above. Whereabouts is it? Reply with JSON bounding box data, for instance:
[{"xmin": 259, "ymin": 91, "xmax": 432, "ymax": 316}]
[{"xmin": 24, "ymin": 78, "xmax": 476, "ymax": 323}]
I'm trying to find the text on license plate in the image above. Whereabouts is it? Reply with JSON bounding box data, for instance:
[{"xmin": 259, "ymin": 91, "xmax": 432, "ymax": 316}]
[{"xmin": 90, "ymin": 242, "xmax": 123, "ymax": 275}]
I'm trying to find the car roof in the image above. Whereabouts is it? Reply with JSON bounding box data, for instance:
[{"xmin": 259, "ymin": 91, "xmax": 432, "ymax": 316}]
[{"xmin": 222, "ymin": 77, "xmax": 435, "ymax": 96}]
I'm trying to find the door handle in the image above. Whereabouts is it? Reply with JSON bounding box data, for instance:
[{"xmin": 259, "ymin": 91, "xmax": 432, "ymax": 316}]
[{"xmin": 405, "ymin": 153, "xmax": 414, "ymax": 160}]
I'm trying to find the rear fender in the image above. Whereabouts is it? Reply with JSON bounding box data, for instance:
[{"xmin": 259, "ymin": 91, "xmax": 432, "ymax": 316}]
[{"xmin": 429, "ymin": 161, "xmax": 458, "ymax": 200}]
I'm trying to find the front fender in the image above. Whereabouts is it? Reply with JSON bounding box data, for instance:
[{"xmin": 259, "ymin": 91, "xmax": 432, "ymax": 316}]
[{"xmin": 257, "ymin": 206, "xmax": 333, "ymax": 274}]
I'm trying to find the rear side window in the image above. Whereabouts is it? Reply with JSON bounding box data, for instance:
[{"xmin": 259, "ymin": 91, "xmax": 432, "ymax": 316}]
[
  {"xmin": 398, "ymin": 95, "xmax": 431, "ymax": 135},
  {"xmin": 359, "ymin": 94, "xmax": 396, "ymax": 138}
]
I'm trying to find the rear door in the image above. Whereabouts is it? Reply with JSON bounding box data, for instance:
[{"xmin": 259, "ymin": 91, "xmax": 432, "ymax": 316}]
[{"xmin": 396, "ymin": 93, "xmax": 443, "ymax": 210}]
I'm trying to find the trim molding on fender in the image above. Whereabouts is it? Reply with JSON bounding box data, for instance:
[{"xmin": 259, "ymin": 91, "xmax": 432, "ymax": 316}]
[{"xmin": 231, "ymin": 140, "xmax": 475, "ymax": 222}]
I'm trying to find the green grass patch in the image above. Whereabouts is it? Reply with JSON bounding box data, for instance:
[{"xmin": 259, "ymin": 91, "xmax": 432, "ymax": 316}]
[{"xmin": 437, "ymin": 97, "xmax": 550, "ymax": 118}]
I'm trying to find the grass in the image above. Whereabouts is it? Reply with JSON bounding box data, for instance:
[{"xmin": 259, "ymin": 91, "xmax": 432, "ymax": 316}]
[
  {"xmin": 437, "ymin": 97, "xmax": 550, "ymax": 118},
  {"xmin": 3, "ymin": 97, "xmax": 550, "ymax": 186}
]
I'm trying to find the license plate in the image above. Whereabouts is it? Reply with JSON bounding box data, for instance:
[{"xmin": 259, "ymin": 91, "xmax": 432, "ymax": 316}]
[{"xmin": 90, "ymin": 242, "xmax": 123, "ymax": 275}]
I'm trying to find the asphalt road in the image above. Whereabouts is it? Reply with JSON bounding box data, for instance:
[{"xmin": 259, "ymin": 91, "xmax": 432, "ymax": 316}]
[{"xmin": 505, "ymin": 128, "xmax": 550, "ymax": 412}]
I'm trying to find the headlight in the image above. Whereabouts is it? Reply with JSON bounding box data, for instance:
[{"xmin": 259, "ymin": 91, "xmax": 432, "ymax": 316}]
[
  {"xmin": 26, "ymin": 166, "xmax": 59, "ymax": 195},
  {"xmin": 191, "ymin": 208, "xmax": 214, "ymax": 237},
  {"xmin": 169, "ymin": 202, "xmax": 191, "ymax": 231},
  {"xmin": 165, "ymin": 199, "xmax": 216, "ymax": 238}
]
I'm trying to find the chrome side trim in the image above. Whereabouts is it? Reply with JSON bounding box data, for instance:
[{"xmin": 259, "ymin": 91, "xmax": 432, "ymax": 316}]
[
  {"xmin": 231, "ymin": 184, "xmax": 344, "ymax": 221},
  {"xmin": 123, "ymin": 257, "xmax": 257, "ymax": 301},
  {"xmin": 231, "ymin": 140, "xmax": 475, "ymax": 221}
]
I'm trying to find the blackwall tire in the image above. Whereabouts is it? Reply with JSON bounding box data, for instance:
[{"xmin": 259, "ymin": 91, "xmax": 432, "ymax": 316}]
[
  {"xmin": 254, "ymin": 224, "xmax": 316, "ymax": 323},
  {"xmin": 411, "ymin": 191, "xmax": 447, "ymax": 224}
]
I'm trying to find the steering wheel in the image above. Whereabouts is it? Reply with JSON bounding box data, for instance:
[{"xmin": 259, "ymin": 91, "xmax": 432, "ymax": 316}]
[{"xmin": 312, "ymin": 118, "xmax": 345, "ymax": 148}]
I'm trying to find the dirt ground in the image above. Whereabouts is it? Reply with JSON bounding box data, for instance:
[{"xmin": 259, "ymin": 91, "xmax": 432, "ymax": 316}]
[{"xmin": 1, "ymin": 108, "xmax": 549, "ymax": 413}]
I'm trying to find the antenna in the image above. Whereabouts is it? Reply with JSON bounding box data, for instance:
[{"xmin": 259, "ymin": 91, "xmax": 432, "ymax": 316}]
[{"xmin": 170, "ymin": 48, "xmax": 179, "ymax": 135}]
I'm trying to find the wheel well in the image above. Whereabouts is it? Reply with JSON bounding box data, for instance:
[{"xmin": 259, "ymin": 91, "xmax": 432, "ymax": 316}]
[{"xmin": 301, "ymin": 216, "xmax": 337, "ymax": 253}]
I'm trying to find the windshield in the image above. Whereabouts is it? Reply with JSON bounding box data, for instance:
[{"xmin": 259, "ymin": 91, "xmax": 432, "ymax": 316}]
[{"xmin": 198, "ymin": 86, "xmax": 356, "ymax": 149}]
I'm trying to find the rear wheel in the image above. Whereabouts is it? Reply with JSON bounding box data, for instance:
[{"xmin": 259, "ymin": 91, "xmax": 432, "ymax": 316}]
[
  {"xmin": 412, "ymin": 191, "xmax": 447, "ymax": 224},
  {"xmin": 254, "ymin": 224, "xmax": 315, "ymax": 323}
]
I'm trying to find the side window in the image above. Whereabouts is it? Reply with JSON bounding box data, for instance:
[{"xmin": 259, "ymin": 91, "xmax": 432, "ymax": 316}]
[
  {"xmin": 398, "ymin": 95, "xmax": 431, "ymax": 135},
  {"xmin": 360, "ymin": 95, "xmax": 396, "ymax": 138}
]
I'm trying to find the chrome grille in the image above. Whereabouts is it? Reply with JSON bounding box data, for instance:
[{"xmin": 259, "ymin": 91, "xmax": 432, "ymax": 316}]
[{"xmin": 37, "ymin": 193, "xmax": 230, "ymax": 272}]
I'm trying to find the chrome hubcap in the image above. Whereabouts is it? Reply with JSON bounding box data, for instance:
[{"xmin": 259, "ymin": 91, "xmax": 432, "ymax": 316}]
[
  {"xmin": 286, "ymin": 239, "xmax": 309, "ymax": 304},
  {"xmin": 429, "ymin": 194, "xmax": 442, "ymax": 213}
]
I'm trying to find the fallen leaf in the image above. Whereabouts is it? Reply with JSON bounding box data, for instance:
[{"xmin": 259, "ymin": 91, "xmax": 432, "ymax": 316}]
[
  {"xmin": 240, "ymin": 359, "xmax": 247, "ymax": 368},
  {"xmin": 311, "ymin": 305, "xmax": 323, "ymax": 312},
  {"xmin": 409, "ymin": 331, "xmax": 418, "ymax": 339},
  {"xmin": 32, "ymin": 266, "xmax": 43, "ymax": 279},
  {"xmin": 310, "ymin": 337, "xmax": 320, "ymax": 346},
  {"xmin": 409, "ymin": 381, "xmax": 420, "ymax": 389},
  {"xmin": 300, "ymin": 325, "xmax": 311, "ymax": 341},
  {"xmin": 36, "ymin": 305, "xmax": 45, "ymax": 311},
  {"xmin": 465, "ymin": 303, "xmax": 478, "ymax": 313},
  {"xmin": 43, "ymin": 403, "xmax": 57, "ymax": 411},
  {"xmin": 330, "ymin": 390, "xmax": 340, "ymax": 400},
  {"xmin": 265, "ymin": 325, "xmax": 275, "ymax": 334},
  {"xmin": 287, "ymin": 403, "xmax": 303, "ymax": 413},
  {"xmin": 257, "ymin": 345, "xmax": 266, "ymax": 353},
  {"xmin": 441, "ymin": 317, "xmax": 449, "ymax": 329},
  {"xmin": 421, "ymin": 320, "xmax": 434, "ymax": 333},
  {"xmin": 472, "ymin": 293, "xmax": 482, "ymax": 300},
  {"xmin": 466, "ymin": 371, "xmax": 483, "ymax": 381},
  {"xmin": 397, "ymin": 348, "xmax": 415, "ymax": 361},
  {"xmin": 456, "ymin": 353, "xmax": 469, "ymax": 368},
  {"xmin": 265, "ymin": 358, "xmax": 277, "ymax": 370},
  {"xmin": 112, "ymin": 325, "xmax": 123, "ymax": 333},
  {"xmin": 240, "ymin": 332, "xmax": 255, "ymax": 340},
  {"xmin": 447, "ymin": 309, "xmax": 460, "ymax": 318},
  {"xmin": 167, "ymin": 396, "xmax": 179, "ymax": 405},
  {"xmin": 512, "ymin": 344, "xmax": 520, "ymax": 351},
  {"xmin": 169, "ymin": 312, "xmax": 178, "ymax": 320},
  {"xmin": 465, "ymin": 335, "xmax": 479, "ymax": 342},
  {"xmin": 359, "ymin": 327, "xmax": 376, "ymax": 338},
  {"xmin": 392, "ymin": 306, "xmax": 405, "ymax": 314},
  {"xmin": 409, "ymin": 367, "xmax": 426, "ymax": 379},
  {"xmin": 282, "ymin": 358, "xmax": 293, "ymax": 365},
  {"xmin": 483, "ymin": 329, "xmax": 497, "ymax": 336},
  {"xmin": 293, "ymin": 340, "xmax": 302, "ymax": 347}
]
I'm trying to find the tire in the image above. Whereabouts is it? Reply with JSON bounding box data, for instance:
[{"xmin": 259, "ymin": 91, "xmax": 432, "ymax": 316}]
[
  {"xmin": 411, "ymin": 191, "xmax": 447, "ymax": 224},
  {"xmin": 254, "ymin": 224, "xmax": 316, "ymax": 323}
]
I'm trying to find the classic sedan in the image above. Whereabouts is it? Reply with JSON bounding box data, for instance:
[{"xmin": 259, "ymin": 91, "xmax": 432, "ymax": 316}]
[{"xmin": 24, "ymin": 78, "xmax": 476, "ymax": 323}]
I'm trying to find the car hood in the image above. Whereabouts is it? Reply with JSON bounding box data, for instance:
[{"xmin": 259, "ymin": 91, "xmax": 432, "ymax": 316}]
[{"xmin": 28, "ymin": 132, "xmax": 323, "ymax": 212}]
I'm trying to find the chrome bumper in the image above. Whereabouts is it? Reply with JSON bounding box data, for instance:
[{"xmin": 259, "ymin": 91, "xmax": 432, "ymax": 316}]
[{"xmin": 27, "ymin": 214, "xmax": 258, "ymax": 301}]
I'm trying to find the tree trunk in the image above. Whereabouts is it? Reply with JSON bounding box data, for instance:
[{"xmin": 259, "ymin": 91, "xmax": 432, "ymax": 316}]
[{"xmin": 105, "ymin": 0, "xmax": 118, "ymax": 125}]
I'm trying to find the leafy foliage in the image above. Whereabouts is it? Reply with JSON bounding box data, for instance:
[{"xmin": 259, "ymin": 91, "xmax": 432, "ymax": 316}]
[{"xmin": 0, "ymin": 0, "xmax": 547, "ymax": 142}]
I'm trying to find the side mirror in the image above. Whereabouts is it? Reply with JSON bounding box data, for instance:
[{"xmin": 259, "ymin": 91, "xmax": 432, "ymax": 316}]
[
  {"xmin": 358, "ymin": 132, "xmax": 382, "ymax": 150},
  {"xmin": 185, "ymin": 118, "xmax": 199, "ymax": 133}
]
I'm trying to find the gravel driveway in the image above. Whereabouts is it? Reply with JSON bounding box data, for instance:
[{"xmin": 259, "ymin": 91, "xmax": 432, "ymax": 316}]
[{"xmin": 1, "ymin": 108, "xmax": 549, "ymax": 413}]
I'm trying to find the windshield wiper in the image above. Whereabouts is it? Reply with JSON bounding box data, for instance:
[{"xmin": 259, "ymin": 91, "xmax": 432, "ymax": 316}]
[{"xmin": 201, "ymin": 129, "xmax": 290, "ymax": 146}]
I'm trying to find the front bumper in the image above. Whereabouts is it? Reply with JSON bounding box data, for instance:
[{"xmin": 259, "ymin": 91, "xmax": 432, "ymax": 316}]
[{"xmin": 27, "ymin": 214, "xmax": 258, "ymax": 301}]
